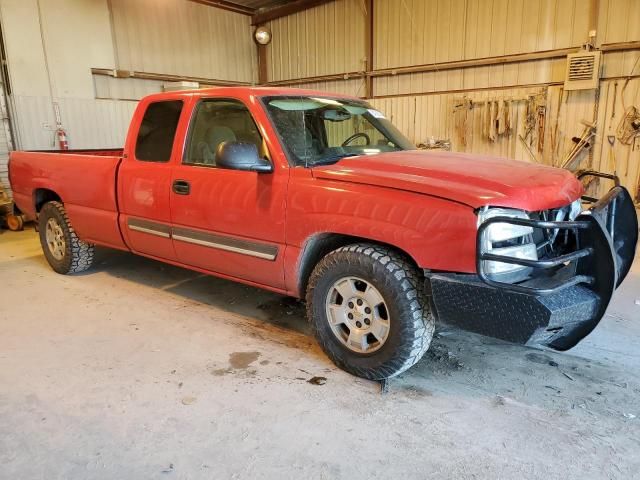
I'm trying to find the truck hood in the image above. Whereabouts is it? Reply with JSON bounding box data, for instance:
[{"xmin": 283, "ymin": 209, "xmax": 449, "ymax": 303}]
[{"xmin": 311, "ymin": 150, "xmax": 583, "ymax": 211}]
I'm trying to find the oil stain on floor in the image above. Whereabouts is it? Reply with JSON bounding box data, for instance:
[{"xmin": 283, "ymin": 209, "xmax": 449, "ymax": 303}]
[
  {"xmin": 229, "ymin": 351, "xmax": 261, "ymax": 369},
  {"xmin": 211, "ymin": 351, "xmax": 262, "ymax": 377}
]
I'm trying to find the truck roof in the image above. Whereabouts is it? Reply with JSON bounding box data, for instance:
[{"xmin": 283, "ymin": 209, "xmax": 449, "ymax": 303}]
[{"xmin": 141, "ymin": 86, "xmax": 361, "ymax": 102}]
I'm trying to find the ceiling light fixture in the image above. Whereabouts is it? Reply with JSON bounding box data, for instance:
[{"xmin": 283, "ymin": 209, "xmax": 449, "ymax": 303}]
[{"xmin": 254, "ymin": 26, "xmax": 272, "ymax": 45}]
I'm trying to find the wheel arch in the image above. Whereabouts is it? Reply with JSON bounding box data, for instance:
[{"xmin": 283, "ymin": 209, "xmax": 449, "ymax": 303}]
[
  {"xmin": 296, "ymin": 232, "xmax": 421, "ymax": 298},
  {"xmin": 33, "ymin": 188, "xmax": 62, "ymax": 213}
]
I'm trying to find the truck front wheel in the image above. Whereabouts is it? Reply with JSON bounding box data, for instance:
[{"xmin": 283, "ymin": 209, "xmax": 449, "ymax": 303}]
[
  {"xmin": 306, "ymin": 244, "xmax": 435, "ymax": 380},
  {"xmin": 38, "ymin": 201, "xmax": 94, "ymax": 274}
]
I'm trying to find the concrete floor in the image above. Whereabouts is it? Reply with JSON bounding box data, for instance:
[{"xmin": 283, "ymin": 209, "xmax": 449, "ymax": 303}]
[{"xmin": 1, "ymin": 228, "xmax": 639, "ymax": 480}]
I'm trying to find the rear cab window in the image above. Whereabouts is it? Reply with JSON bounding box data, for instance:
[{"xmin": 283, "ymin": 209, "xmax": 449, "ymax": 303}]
[{"xmin": 135, "ymin": 100, "xmax": 184, "ymax": 162}]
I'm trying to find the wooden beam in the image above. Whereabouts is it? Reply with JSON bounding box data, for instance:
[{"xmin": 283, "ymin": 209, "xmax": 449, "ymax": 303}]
[
  {"xmin": 265, "ymin": 71, "xmax": 365, "ymax": 87},
  {"xmin": 252, "ymin": 0, "xmax": 335, "ymax": 25},
  {"xmin": 256, "ymin": 25, "xmax": 268, "ymax": 84},
  {"xmin": 364, "ymin": 0, "xmax": 373, "ymax": 98},
  {"xmin": 91, "ymin": 68, "xmax": 252, "ymax": 87},
  {"xmin": 600, "ymin": 40, "xmax": 640, "ymax": 52},
  {"xmin": 264, "ymin": 42, "xmax": 640, "ymax": 95},
  {"xmin": 368, "ymin": 47, "xmax": 579, "ymax": 78},
  {"xmin": 372, "ymin": 81, "xmax": 562, "ymax": 100},
  {"xmin": 188, "ymin": 0, "xmax": 254, "ymax": 16},
  {"xmin": 264, "ymin": 48, "xmax": 579, "ymax": 88}
]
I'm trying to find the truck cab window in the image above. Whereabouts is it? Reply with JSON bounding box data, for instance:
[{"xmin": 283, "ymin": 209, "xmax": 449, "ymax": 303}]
[
  {"xmin": 184, "ymin": 99, "xmax": 264, "ymax": 166},
  {"xmin": 135, "ymin": 100, "xmax": 183, "ymax": 162}
]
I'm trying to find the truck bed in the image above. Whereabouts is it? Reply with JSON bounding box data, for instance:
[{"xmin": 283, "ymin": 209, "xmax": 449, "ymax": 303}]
[{"xmin": 9, "ymin": 149, "xmax": 126, "ymax": 249}]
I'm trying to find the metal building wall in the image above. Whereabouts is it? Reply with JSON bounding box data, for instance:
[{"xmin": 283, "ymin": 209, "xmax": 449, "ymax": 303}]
[
  {"xmin": 374, "ymin": 0, "xmax": 589, "ymax": 70},
  {"xmin": 265, "ymin": 0, "xmax": 366, "ymax": 82},
  {"xmin": 263, "ymin": 0, "xmax": 640, "ymax": 201},
  {"xmin": 0, "ymin": 0, "xmax": 256, "ymax": 152},
  {"xmin": 109, "ymin": 0, "xmax": 257, "ymax": 83}
]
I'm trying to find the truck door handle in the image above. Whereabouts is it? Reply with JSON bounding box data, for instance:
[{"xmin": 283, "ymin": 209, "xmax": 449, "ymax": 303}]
[{"xmin": 172, "ymin": 180, "xmax": 191, "ymax": 195}]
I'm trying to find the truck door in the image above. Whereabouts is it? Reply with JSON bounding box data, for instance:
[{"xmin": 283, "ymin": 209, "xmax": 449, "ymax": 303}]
[
  {"xmin": 169, "ymin": 98, "xmax": 287, "ymax": 289},
  {"xmin": 118, "ymin": 98, "xmax": 185, "ymax": 260}
]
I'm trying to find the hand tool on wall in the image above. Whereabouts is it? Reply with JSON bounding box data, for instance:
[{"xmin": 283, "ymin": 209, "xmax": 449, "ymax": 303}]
[
  {"xmin": 537, "ymin": 105, "xmax": 546, "ymax": 153},
  {"xmin": 482, "ymin": 101, "xmax": 489, "ymax": 139},
  {"xmin": 616, "ymin": 106, "xmax": 640, "ymax": 145},
  {"xmin": 607, "ymin": 135, "xmax": 617, "ymax": 176},
  {"xmin": 519, "ymin": 134, "xmax": 538, "ymax": 163},
  {"xmin": 489, "ymin": 100, "xmax": 497, "ymax": 142},
  {"xmin": 497, "ymin": 100, "xmax": 506, "ymax": 135},
  {"xmin": 561, "ymin": 120, "xmax": 596, "ymax": 171}
]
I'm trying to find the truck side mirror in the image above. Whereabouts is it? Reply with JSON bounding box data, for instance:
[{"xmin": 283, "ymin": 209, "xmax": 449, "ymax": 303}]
[{"xmin": 216, "ymin": 141, "xmax": 273, "ymax": 173}]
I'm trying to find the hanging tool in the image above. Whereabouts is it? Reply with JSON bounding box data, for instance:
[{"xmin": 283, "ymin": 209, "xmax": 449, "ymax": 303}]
[
  {"xmin": 497, "ymin": 100, "xmax": 506, "ymax": 135},
  {"xmin": 561, "ymin": 120, "xmax": 596, "ymax": 171},
  {"xmin": 610, "ymin": 81, "xmax": 618, "ymax": 123},
  {"xmin": 489, "ymin": 101, "xmax": 497, "ymax": 142},
  {"xmin": 616, "ymin": 106, "xmax": 640, "ymax": 145},
  {"xmin": 537, "ymin": 105, "xmax": 546, "ymax": 153},
  {"xmin": 519, "ymin": 134, "xmax": 539, "ymax": 163},
  {"xmin": 482, "ymin": 101, "xmax": 489, "ymax": 139},
  {"xmin": 607, "ymin": 135, "xmax": 617, "ymax": 175}
]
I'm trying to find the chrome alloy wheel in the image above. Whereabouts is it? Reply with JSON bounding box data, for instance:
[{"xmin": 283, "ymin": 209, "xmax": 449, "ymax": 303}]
[
  {"xmin": 325, "ymin": 276, "xmax": 390, "ymax": 353},
  {"xmin": 45, "ymin": 218, "xmax": 66, "ymax": 261}
]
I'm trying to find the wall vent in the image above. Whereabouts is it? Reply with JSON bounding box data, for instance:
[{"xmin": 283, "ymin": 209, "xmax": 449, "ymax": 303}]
[{"xmin": 564, "ymin": 51, "xmax": 601, "ymax": 91}]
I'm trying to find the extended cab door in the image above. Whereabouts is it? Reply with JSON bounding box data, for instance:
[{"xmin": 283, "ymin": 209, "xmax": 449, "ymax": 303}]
[
  {"xmin": 169, "ymin": 97, "xmax": 287, "ymax": 289},
  {"xmin": 118, "ymin": 98, "xmax": 186, "ymax": 260}
]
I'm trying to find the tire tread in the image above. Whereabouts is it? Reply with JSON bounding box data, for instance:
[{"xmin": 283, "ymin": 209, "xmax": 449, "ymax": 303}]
[
  {"xmin": 40, "ymin": 201, "xmax": 94, "ymax": 274},
  {"xmin": 306, "ymin": 243, "xmax": 435, "ymax": 379}
]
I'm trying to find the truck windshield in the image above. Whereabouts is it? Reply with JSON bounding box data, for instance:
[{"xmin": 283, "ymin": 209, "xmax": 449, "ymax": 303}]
[{"xmin": 262, "ymin": 96, "xmax": 415, "ymax": 166}]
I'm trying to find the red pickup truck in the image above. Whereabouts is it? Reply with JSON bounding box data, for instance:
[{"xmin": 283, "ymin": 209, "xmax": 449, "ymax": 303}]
[{"xmin": 9, "ymin": 87, "xmax": 638, "ymax": 379}]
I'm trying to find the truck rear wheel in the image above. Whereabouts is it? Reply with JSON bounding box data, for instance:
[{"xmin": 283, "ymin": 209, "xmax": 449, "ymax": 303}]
[
  {"xmin": 38, "ymin": 201, "xmax": 94, "ymax": 274},
  {"xmin": 306, "ymin": 243, "xmax": 435, "ymax": 380}
]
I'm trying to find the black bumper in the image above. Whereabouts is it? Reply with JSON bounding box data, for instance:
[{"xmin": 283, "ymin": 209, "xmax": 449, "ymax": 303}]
[{"xmin": 429, "ymin": 186, "xmax": 638, "ymax": 351}]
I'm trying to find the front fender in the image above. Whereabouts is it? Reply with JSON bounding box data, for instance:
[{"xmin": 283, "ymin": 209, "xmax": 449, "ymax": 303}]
[{"xmin": 286, "ymin": 176, "xmax": 478, "ymax": 273}]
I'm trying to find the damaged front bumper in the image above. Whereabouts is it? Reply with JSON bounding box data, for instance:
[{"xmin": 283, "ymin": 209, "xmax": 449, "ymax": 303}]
[{"xmin": 428, "ymin": 185, "xmax": 638, "ymax": 351}]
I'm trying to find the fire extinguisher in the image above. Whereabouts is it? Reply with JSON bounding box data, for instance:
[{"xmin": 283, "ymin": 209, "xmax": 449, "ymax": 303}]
[
  {"xmin": 56, "ymin": 127, "xmax": 68, "ymax": 150},
  {"xmin": 53, "ymin": 102, "xmax": 68, "ymax": 150}
]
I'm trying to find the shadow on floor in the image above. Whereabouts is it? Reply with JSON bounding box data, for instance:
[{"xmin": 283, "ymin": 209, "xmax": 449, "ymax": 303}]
[{"xmin": 92, "ymin": 247, "xmax": 310, "ymax": 335}]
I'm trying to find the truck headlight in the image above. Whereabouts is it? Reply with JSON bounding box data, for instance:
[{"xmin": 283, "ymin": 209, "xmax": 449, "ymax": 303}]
[{"xmin": 478, "ymin": 207, "xmax": 538, "ymax": 282}]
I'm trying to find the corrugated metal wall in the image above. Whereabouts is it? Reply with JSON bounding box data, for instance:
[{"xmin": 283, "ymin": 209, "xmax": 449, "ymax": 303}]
[
  {"xmin": 263, "ymin": 0, "xmax": 640, "ymax": 202},
  {"xmin": 374, "ymin": 0, "xmax": 589, "ymax": 69},
  {"xmin": 109, "ymin": 0, "xmax": 257, "ymax": 83},
  {"xmin": 0, "ymin": 0, "xmax": 257, "ymax": 153},
  {"xmin": 288, "ymin": 78, "xmax": 367, "ymax": 97},
  {"xmin": 265, "ymin": 0, "xmax": 366, "ymax": 81},
  {"xmin": 10, "ymin": 96, "xmax": 136, "ymax": 150}
]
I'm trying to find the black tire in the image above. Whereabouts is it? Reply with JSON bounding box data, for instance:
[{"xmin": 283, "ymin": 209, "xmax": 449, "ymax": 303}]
[
  {"xmin": 38, "ymin": 201, "xmax": 94, "ymax": 274},
  {"xmin": 306, "ymin": 243, "xmax": 435, "ymax": 380}
]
